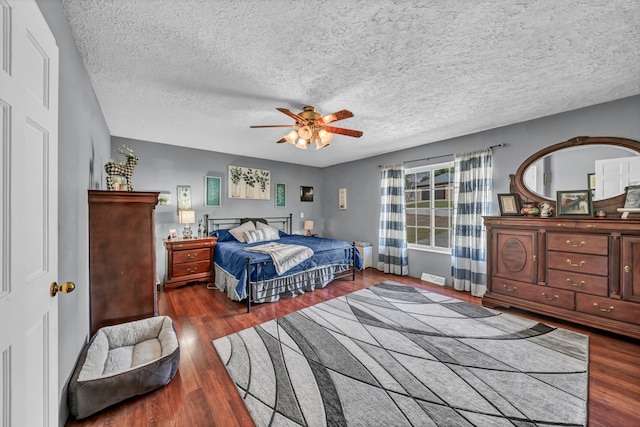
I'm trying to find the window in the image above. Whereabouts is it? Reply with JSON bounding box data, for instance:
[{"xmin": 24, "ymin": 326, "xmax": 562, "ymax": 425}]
[{"xmin": 405, "ymin": 161, "xmax": 455, "ymax": 252}]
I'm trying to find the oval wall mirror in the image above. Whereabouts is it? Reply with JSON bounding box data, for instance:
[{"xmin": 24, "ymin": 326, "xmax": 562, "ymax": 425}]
[{"xmin": 510, "ymin": 136, "xmax": 640, "ymax": 212}]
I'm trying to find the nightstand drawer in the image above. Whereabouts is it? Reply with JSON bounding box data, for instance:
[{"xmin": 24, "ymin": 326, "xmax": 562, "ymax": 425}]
[
  {"xmin": 172, "ymin": 260, "xmax": 211, "ymax": 278},
  {"xmin": 174, "ymin": 248, "xmax": 211, "ymax": 264}
]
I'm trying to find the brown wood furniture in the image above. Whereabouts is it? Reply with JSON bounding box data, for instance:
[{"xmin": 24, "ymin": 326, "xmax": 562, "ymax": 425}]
[
  {"xmin": 88, "ymin": 190, "xmax": 159, "ymax": 334},
  {"xmin": 484, "ymin": 216, "xmax": 640, "ymax": 339},
  {"xmin": 163, "ymin": 237, "xmax": 218, "ymax": 290},
  {"xmin": 484, "ymin": 136, "xmax": 640, "ymax": 339}
]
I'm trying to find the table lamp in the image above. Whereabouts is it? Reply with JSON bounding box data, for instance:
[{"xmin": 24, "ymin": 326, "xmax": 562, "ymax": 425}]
[
  {"xmin": 179, "ymin": 210, "xmax": 196, "ymax": 238},
  {"xmin": 303, "ymin": 220, "xmax": 314, "ymax": 236}
]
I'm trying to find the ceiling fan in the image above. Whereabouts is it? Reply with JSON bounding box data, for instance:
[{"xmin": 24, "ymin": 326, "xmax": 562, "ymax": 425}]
[{"xmin": 250, "ymin": 106, "xmax": 363, "ymax": 150}]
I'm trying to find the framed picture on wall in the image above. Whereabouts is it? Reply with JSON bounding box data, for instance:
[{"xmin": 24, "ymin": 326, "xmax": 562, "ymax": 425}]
[
  {"xmin": 275, "ymin": 182, "xmax": 286, "ymax": 207},
  {"xmin": 228, "ymin": 165, "xmax": 271, "ymax": 200},
  {"xmin": 204, "ymin": 176, "xmax": 222, "ymax": 207},
  {"xmin": 339, "ymin": 187, "xmax": 347, "ymax": 209},
  {"xmin": 177, "ymin": 185, "xmax": 191, "ymax": 212},
  {"xmin": 300, "ymin": 186, "xmax": 314, "ymax": 202},
  {"xmin": 497, "ymin": 193, "xmax": 521, "ymax": 216}
]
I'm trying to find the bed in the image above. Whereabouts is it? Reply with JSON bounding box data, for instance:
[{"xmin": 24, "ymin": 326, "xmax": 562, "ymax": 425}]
[{"xmin": 203, "ymin": 214, "xmax": 362, "ymax": 311}]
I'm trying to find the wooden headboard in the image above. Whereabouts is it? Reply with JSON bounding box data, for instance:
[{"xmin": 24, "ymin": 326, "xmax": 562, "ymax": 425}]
[{"xmin": 203, "ymin": 213, "xmax": 293, "ymax": 236}]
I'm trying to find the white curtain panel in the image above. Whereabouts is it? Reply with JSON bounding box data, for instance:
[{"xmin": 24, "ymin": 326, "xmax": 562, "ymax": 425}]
[
  {"xmin": 451, "ymin": 148, "xmax": 493, "ymax": 296},
  {"xmin": 378, "ymin": 164, "xmax": 408, "ymax": 275}
]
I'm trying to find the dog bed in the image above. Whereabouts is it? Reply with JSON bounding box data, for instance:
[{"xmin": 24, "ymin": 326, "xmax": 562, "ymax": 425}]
[{"xmin": 68, "ymin": 316, "xmax": 180, "ymax": 419}]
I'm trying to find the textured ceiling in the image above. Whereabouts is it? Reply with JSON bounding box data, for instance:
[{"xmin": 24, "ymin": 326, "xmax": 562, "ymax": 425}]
[{"xmin": 61, "ymin": 0, "xmax": 640, "ymax": 167}]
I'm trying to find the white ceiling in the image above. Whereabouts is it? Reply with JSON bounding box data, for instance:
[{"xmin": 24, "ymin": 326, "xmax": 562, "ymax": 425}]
[{"xmin": 60, "ymin": 0, "xmax": 640, "ymax": 167}]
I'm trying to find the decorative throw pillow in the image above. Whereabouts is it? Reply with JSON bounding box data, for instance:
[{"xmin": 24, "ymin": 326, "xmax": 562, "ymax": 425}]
[
  {"xmin": 244, "ymin": 228, "xmax": 280, "ymax": 244},
  {"xmin": 228, "ymin": 221, "xmax": 256, "ymax": 243},
  {"xmin": 210, "ymin": 229, "xmax": 237, "ymax": 242},
  {"xmin": 256, "ymin": 221, "xmax": 278, "ymax": 232}
]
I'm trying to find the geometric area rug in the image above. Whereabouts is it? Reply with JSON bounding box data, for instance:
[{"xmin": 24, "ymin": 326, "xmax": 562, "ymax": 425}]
[{"xmin": 213, "ymin": 281, "xmax": 589, "ymax": 426}]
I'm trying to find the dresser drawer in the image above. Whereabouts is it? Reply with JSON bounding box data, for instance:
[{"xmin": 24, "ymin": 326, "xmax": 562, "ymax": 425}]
[
  {"xmin": 547, "ymin": 251, "xmax": 608, "ymax": 276},
  {"xmin": 492, "ymin": 277, "xmax": 575, "ymax": 310},
  {"xmin": 174, "ymin": 248, "xmax": 211, "ymax": 264},
  {"xmin": 547, "ymin": 269, "xmax": 609, "ymax": 297},
  {"xmin": 547, "ymin": 233, "xmax": 608, "ymax": 255},
  {"xmin": 576, "ymin": 294, "xmax": 640, "ymax": 326},
  {"xmin": 172, "ymin": 260, "xmax": 211, "ymax": 277}
]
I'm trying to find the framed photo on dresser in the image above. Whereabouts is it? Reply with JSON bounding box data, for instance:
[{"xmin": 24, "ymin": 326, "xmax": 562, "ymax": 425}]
[
  {"xmin": 497, "ymin": 194, "xmax": 521, "ymax": 216},
  {"xmin": 556, "ymin": 190, "xmax": 592, "ymax": 216}
]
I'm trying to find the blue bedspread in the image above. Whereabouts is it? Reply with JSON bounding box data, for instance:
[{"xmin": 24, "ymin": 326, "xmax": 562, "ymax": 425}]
[{"xmin": 213, "ymin": 233, "xmax": 363, "ymax": 300}]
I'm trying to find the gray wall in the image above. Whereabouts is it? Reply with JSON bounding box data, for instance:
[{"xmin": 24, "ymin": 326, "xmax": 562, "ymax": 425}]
[
  {"xmin": 35, "ymin": 0, "xmax": 112, "ymax": 425},
  {"xmin": 111, "ymin": 137, "xmax": 324, "ymax": 282},
  {"xmin": 321, "ymin": 96, "xmax": 640, "ymax": 282},
  {"xmin": 31, "ymin": 2, "xmax": 640, "ymax": 423}
]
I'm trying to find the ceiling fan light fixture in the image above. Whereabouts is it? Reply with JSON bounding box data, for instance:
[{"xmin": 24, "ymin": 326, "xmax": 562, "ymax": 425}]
[
  {"xmin": 298, "ymin": 125, "xmax": 313, "ymax": 140},
  {"xmin": 317, "ymin": 128, "xmax": 333, "ymax": 144},
  {"xmin": 284, "ymin": 130, "xmax": 299, "ymax": 145},
  {"xmin": 295, "ymin": 139, "xmax": 309, "ymax": 149}
]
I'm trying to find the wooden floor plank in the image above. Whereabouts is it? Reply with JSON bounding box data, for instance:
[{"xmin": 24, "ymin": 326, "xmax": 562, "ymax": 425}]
[{"xmin": 65, "ymin": 269, "xmax": 640, "ymax": 426}]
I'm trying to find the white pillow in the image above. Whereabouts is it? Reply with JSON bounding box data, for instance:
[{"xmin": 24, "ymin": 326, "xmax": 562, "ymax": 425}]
[
  {"xmin": 229, "ymin": 221, "xmax": 256, "ymax": 243},
  {"xmin": 244, "ymin": 228, "xmax": 280, "ymax": 244},
  {"xmin": 256, "ymin": 221, "xmax": 279, "ymax": 233}
]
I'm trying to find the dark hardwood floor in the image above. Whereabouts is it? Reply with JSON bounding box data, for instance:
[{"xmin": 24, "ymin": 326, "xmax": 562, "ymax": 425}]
[{"xmin": 66, "ymin": 269, "xmax": 640, "ymax": 426}]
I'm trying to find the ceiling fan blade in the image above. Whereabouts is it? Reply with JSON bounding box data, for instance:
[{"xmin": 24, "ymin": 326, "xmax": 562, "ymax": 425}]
[
  {"xmin": 250, "ymin": 125, "xmax": 296, "ymax": 128},
  {"xmin": 325, "ymin": 126, "xmax": 363, "ymax": 138},
  {"xmin": 276, "ymin": 138, "xmax": 286, "ymax": 144},
  {"xmin": 319, "ymin": 110, "xmax": 354, "ymax": 125},
  {"xmin": 276, "ymin": 107, "xmax": 306, "ymax": 124}
]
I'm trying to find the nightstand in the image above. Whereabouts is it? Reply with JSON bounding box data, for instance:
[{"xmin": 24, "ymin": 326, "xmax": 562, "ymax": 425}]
[{"xmin": 163, "ymin": 236, "xmax": 218, "ymax": 290}]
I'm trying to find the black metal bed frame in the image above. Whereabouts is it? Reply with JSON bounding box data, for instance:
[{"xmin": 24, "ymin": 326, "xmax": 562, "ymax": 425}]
[{"xmin": 203, "ymin": 213, "xmax": 357, "ymax": 312}]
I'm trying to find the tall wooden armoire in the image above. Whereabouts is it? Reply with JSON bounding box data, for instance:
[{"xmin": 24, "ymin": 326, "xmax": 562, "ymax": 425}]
[{"xmin": 88, "ymin": 190, "xmax": 159, "ymax": 334}]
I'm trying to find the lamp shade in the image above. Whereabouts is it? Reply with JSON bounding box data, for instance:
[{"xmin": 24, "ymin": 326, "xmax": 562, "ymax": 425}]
[
  {"xmin": 303, "ymin": 220, "xmax": 314, "ymax": 231},
  {"xmin": 179, "ymin": 210, "xmax": 195, "ymax": 224}
]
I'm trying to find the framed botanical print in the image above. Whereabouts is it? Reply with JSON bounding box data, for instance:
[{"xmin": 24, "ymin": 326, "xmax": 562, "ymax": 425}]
[
  {"xmin": 204, "ymin": 176, "xmax": 221, "ymax": 207},
  {"xmin": 275, "ymin": 182, "xmax": 286, "ymax": 207},
  {"xmin": 228, "ymin": 165, "xmax": 270, "ymax": 200},
  {"xmin": 177, "ymin": 185, "xmax": 191, "ymax": 212}
]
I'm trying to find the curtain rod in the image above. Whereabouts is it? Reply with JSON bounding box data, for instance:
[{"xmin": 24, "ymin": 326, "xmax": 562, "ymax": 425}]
[{"xmin": 379, "ymin": 143, "xmax": 506, "ymax": 167}]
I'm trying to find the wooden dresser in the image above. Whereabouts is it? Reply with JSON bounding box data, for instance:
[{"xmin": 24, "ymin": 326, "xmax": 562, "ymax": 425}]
[
  {"xmin": 88, "ymin": 190, "xmax": 159, "ymax": 334},
  {"xmin": 483, "ymin": 216, "xmax": 640, "ymax": 339},
  {"xmin": 163, "ymin": 237, "xmax": 218, "ymax": 290}
]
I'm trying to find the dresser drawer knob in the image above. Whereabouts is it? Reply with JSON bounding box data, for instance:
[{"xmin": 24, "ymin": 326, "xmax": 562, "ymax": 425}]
[
  {"xmin": 566, "ymin": 240, "xmax": 586, "ymax": 248},
  {"xmin": 566, "ymin": 278, "xmax": 585, "ymax": 287},
  {"xmin": 556, "ymin": 223, "xmax": 567, "ymax": 227},
  {"xmin": 566, "ymin": 259, "xmax": 586, "ymax": 267},
  {"xmin": 625, "ymin": 265, "xmax": 630, "ymax": 273},
  {"xmin": 502, "ymin": 284, "xmax": 517, "ymax": 292},
  {"xmin": 187, "ymin": 253, "xmax": 198, "ymax": 259},
  {"xmin": 593, "ymin": 303, "xmax": 614, "ymax": 313},
  {"xmin": 542, "ymin": 292, "xmax": 559, "ymax": 301},
  {"xmin": 187, "ymin": 267, "xmax": 198, "ymax": 273}
]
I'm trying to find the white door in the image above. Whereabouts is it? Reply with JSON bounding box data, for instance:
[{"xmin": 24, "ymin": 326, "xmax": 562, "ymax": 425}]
[
  {"xmin": 595, "ymin": 156, "xmax": 640, "ymax": 199},
  {"xmin": 0, "ymin": 0, "xmax": 61, "ymax": 426}
]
